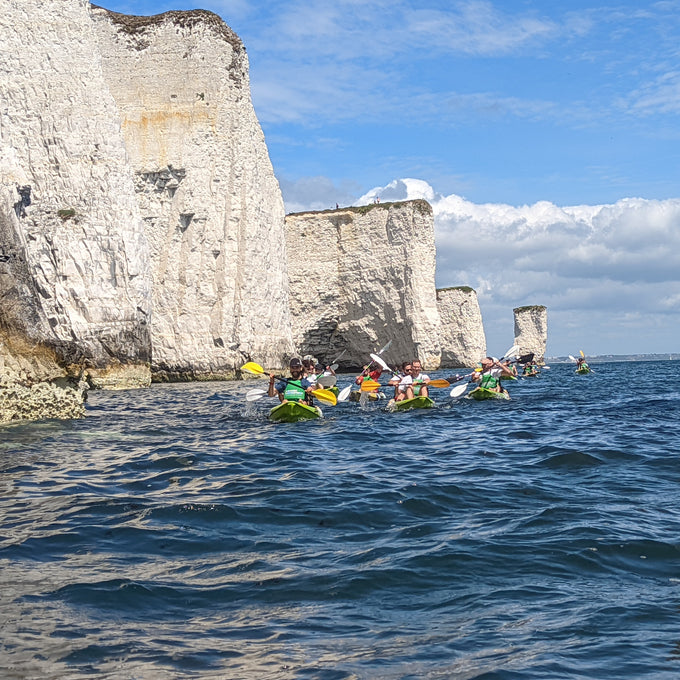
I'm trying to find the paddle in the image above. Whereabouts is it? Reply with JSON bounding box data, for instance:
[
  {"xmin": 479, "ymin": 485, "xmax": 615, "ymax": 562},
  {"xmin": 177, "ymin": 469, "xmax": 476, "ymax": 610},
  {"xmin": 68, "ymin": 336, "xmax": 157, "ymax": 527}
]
[
  {"xmin": 240, "ymin": 362, "xmax": 337, "ymax": 406},
  {"xmin": 450, "ymin": 383, "xmax": 468, "ymax": 398},
  {"xmin": 246, "ymin": 388, "xmax": 269, "ymax": 402},
  {"xmin": 568, "ymin": 355, "xmax": 577, "ymax": 362},
  {"xmin": 361, "ymin": 341, "xmax": 392, "ymax": 375},
  {"xmin": 360, "ymin": 377, "xmax": 450, "ymax": 391},
  {"xmin": 317, "ymin": 373, "xmax": 337, "ymax": 388},
  {"xmin": 337, "ymin": 384, "xmax": 353, "ymax": 402}
]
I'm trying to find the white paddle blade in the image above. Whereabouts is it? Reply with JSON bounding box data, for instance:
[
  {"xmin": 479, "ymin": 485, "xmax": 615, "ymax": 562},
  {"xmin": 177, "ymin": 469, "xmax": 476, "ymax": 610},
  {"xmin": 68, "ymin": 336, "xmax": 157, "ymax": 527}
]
[
  {"xmin": 377, "ymin": 339, "xmax": 393, "ymax": 355},
  {"xmin": 317, "ymin": 374, "xmax": 337, "ymax": 388},
  {"xmin": 329, "ymin": 364, "xmax": 339, "ymax": 371},
  {"xmin": 502, "ymin": 345, "xmax": 520, "ymax": 360},
  {"xmin": 369, "ymin": 353, "xmax": 391, "ymax": 371},
  {"xmin": 331, "ymin": 350, "xmax": 346, "ymax": 364},
  {"xmin": 450, "ymin": 384, "xmax": 468, "ymax": 398},
  {"xmin": 246, "ymin": 388, "xmax": 267, "ymax": 402},
  {"xmin": 338, "ymin": 384, "xmax": 353, "ymax": 402},
  {"xmin": 568, "ymin": 355, "xmax": 577, "ymax": 362}
]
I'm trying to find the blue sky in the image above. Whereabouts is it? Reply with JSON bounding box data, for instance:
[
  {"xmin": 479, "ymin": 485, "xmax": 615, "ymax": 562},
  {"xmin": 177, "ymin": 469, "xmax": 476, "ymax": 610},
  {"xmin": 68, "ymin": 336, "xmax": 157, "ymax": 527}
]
[{"xmin": 97, "ymin": 0, "xmax": 680, "ymax": 357}]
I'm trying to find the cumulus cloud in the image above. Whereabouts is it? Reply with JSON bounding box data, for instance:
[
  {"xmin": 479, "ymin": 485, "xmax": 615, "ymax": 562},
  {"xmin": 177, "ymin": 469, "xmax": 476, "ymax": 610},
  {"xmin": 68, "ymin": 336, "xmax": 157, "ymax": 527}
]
[{"xmin": 352, "ymin": 178, "xmax": 680, "ymax": 354}]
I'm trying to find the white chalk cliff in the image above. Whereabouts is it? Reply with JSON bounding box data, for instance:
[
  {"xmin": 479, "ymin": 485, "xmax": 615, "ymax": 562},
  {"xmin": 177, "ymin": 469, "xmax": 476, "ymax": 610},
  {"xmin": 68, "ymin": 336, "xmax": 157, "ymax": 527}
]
[
  {"xmin": 285, "ymin": 201, "xmax": 442, "ymax": 369},
  {"xmin": 91, "ymin": 6, "xmax": 294, "ymax": 379},
  {"xmin": 437, "ymin": 286, "xmax": 486, "ymax": 367},
  {"xmin": 0, "ymin": 0, "xmax": 152, "ymax": 393},
  {"xmin": 513, "ymin": 305, "xmax": 547, "ymax": 363},
  {"xmin": 0, "ymin": 0, "xmax": 547, "ymax": 424}
]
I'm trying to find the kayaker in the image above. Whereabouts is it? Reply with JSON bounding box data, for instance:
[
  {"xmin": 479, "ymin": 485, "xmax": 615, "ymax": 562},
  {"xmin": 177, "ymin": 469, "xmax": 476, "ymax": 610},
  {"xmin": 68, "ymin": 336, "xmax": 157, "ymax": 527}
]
[
  {"xmin": 354, "ymin": 362, "xmax": 383, "ymax": 400},
  {"xmin": 576, "ymin": 357, "xmax": 590, "ymax": 371},
  {"xmin": 388, "ymin": 361, "xmax": 413, "ymax": 402},
  {"xmin": 268, "ymin": 358, "xmax": 314, "ymax": 404},
  {"xmin": 355, "ymin": 363, "xmax": 383, "ymax": 385},
  {"xmin": 522, "ymin": 362, "xmax": 539, "ymax": 376},
  {"xmin": 501, "ymin": 359, "xmax": 518, "ymax": 377},
  {"xmin": 302, "ymin": 356, "xmax": 319, "ymax": 385},
  {"xmin": 411, "ymin": 360, "xmax": 430, "ymax": 398},
  {"xmin": 472, "ymin": 357, "xmax": 514, "ymax": 393}
]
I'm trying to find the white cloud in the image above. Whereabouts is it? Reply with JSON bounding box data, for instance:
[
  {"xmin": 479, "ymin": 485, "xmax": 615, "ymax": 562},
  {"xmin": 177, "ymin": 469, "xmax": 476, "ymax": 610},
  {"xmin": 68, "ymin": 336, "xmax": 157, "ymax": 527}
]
[{"xmin": 353, "ymin": 178, "xmax": 680, "ymax": 354}]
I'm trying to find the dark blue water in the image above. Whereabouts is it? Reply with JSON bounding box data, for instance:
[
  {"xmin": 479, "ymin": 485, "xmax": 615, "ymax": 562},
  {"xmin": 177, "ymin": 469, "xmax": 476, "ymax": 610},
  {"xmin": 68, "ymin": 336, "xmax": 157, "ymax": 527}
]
[{"xmin": 2, "ymin": 361, "xmax": 680, "ymax": 679}]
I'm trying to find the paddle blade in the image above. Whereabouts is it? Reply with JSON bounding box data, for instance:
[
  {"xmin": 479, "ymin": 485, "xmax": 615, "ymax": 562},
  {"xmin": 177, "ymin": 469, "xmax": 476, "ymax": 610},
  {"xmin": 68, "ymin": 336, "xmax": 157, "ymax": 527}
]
[
  {"xmin": 338, "ymin": 384, "xmax": 353, "ymax": 402},
  {"xmin": 369, "ymin": 353, "xmax": 390, "ymax": 371},
  {"xmin": 428, "ymin": 379, "xmax": 450, "ymax": 388},
  {"xmin": 317, "ymin": 374, "xmax": 337, "ymax": 388},
  {"xmin": 377, "ymin": 339, "xmax": 392, "ymax": 355},
  {"xmin": 241, "ymin": 362, "xmax": 265, "ymax": 376},
  {"xmin": 450, "ymin": 384, "xmax": 468, "ymax": 398},
  {"xmin": 360, "ymin": 379, "xmax": 382, "ymax": 391},
  {"xmin": 580, "ymin": 350, "xmax": 585, "ymax": 358},
  {"xmin": 313, "ymin": 388, "xmax": 337, "ymax": 406},
  {"xmin": 331, "ymin": 349, "xmax": 346, "ymax": 364},
  {"xmin": 568, "ymin": 355, "xmax": 577, "ymax": 362},
  {"xmin": 502, "ymin": 345, "xmax": 520, "ymax": 360},
  {"xmin": 329, "ymin": 363, "xmax": 339, "ymax": 371},
  {"xmin": 245, "ymin": 388, "xmax": 267, "ymax": 402}
]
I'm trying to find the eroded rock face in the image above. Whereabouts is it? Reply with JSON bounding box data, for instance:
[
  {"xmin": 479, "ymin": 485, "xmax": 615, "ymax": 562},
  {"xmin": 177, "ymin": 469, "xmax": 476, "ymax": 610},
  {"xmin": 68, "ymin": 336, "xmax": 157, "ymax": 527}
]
[
  {"xmin": 91, "ymin": 6, "xmax": 294, "ymax": 378},
  {"xmin": 514, "ymin": 305, "xmax": 547, "ymax": 363},
  {"xmin": 437, "ymin": 286, "xmax": 486, "ymax": 367},
  {"xmin": 0, "ymin": 0, "xmax": 153, "ymax": 393},
  {"xmin": 0, "ymin": 330, "xmax": 88, "ymax": 424},
  {"xmin": 285, "ymin": 201, "xmax": 441, "ymax": 370}
]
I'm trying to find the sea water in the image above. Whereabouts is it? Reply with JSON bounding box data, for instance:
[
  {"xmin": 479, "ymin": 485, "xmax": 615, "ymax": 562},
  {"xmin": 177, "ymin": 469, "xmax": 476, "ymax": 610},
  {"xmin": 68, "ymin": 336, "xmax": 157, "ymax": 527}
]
[{"xmin": 1, "ymin": 361, "xmax": 679, "ymax": 679}]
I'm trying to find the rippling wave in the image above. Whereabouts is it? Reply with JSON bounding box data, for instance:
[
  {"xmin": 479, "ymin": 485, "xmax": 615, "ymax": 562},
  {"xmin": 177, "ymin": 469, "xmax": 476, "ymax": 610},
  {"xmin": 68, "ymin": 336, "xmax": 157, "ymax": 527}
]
[{"xmin": 2, "ymin": 363, "xmax": 680, "ymax": 678}]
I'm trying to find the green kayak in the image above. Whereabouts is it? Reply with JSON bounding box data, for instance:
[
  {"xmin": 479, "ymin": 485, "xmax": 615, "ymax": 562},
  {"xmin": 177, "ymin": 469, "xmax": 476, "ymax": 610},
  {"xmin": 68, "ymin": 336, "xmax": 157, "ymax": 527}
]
[
  {"xmin": 468, "ymin": 387, "xmax": 511, "ymax": 401},
  {"xmin": 387, "ymin": 396, "xmax": 435, "ymax": 412},
  {"xmin": 269, "ymin": 401, "xmax": 322, "ymax": 423},
  {"xmin": 575, "ymin": 367, "xmax": 591, "ymax": 375}
]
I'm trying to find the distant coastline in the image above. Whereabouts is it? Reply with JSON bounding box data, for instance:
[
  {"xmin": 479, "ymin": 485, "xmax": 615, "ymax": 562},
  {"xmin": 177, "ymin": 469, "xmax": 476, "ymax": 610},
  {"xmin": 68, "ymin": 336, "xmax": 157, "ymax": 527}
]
[{"xmin": 548, "ymin": 354, "xmax": 679, "ymax": 363}]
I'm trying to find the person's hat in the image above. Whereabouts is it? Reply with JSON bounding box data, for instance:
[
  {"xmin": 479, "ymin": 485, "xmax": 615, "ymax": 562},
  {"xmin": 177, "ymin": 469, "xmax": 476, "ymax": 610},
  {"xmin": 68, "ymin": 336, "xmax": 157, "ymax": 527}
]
[{"xmin": 289, "ymin": 357, "xmax": 303, "ymax": 368}]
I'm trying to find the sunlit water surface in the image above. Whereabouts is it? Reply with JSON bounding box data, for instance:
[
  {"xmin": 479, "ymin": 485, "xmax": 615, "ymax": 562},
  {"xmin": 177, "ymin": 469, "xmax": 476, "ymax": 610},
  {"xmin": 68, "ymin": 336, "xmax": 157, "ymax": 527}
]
[{"xmin": 2, "ymin": 361, "xmax": 680, "ymax": 679}]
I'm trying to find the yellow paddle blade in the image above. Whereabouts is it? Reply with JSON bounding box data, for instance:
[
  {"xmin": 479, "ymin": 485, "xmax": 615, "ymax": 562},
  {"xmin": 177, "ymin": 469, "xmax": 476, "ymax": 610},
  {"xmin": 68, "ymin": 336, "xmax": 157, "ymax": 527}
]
[
  {"xmin": 312, "ymin": 388, "xmax": 337, "ymax": 406},
  {"xmin": 427, "ymin": 379, "xmax": 450, "ymax": 388},
  {"xmin": 241, "ymin": 362, "xmax": 265, "ymax": 376},
  {"xmin": 360, "ymin": 379, "xmax": 382, "ymax": 391},
  {"xmin": 579, "ymin": 350, "xmax": 585, "ymax": 358}
]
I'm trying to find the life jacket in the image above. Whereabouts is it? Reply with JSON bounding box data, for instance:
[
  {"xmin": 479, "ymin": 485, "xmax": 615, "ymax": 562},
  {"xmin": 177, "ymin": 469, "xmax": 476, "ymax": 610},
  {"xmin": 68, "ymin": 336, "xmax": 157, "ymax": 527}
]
[
  {"xmin": 480, "ymin": 373, "xmax": 499, "ymax": 390},
  {"xmin": 283, "ymin": 380, "xmax": 307, "ymax": 402}
]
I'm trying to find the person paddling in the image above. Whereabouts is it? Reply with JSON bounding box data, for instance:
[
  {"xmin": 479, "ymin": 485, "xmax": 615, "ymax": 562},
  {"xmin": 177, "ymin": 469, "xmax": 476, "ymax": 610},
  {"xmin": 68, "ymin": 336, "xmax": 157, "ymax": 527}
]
[
  {"xmin": 410, "ymin": 359, "xmax": 431, "ymax": 398},
  {"xmin": 268, "ymin": 358, "xmax": 314, "ymax": 404},
  {"xmin": 355, "ymin": 361, "xmax": 383, "ymax": 398},
  {"xmin": 472, "ymin": 356, "xmax": 515, "ymax": 393},
  {"xmin": 388, "ymin": 361, "xmax": 413, "ymax": 402}
]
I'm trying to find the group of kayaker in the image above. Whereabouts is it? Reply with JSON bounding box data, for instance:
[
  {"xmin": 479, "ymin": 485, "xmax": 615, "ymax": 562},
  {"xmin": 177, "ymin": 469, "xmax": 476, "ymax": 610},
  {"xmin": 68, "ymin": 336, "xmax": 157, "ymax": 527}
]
[
  {"xmin": 355, "ymin": 358, "xmax": 432, "ymax": 402},
  {"xmin": 266, "ymin": 348, "xmax": 557, "ymax": 407}
]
